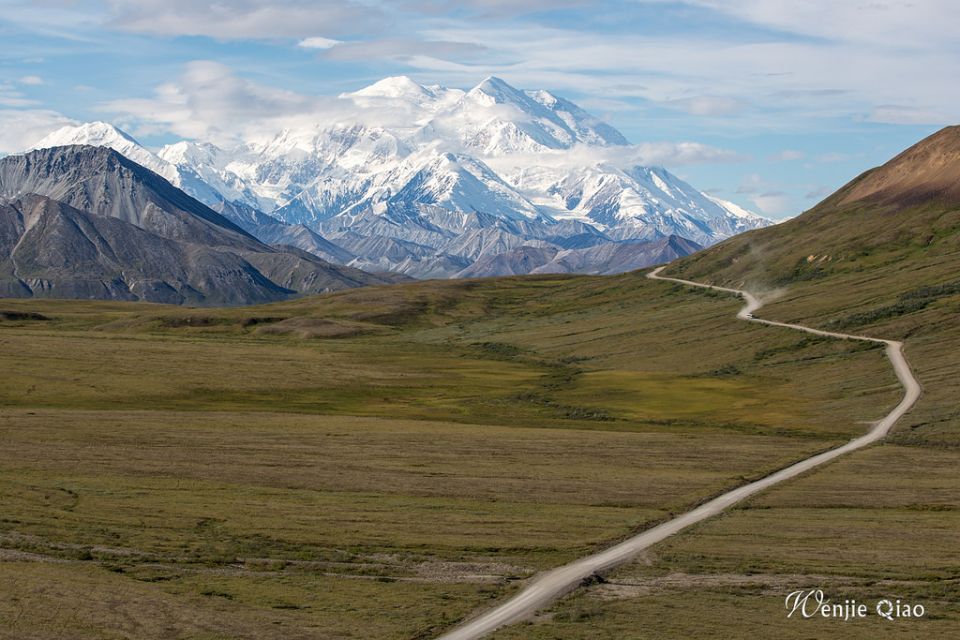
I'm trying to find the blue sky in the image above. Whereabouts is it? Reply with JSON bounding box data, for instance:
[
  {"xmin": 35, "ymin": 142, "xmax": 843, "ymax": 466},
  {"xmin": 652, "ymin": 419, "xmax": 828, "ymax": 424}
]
[{"xmin": 1, "ymin": 0, "xmax": 957, "ymax": 219}]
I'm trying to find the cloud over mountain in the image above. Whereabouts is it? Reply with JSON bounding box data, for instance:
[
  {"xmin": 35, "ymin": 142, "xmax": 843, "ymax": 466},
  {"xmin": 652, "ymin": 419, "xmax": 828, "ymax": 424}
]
[{"xmin": 33, "ymin": 76, "xmax": 769, "ymax": 279}]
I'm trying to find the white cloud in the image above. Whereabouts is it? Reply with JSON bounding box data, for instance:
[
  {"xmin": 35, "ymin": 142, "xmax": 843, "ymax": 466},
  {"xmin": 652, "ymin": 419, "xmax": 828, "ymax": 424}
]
[
  {"xmin": 408, "ymin": 13, "xmax": 960, "ymax": 130},
  {"xmin": 104, "ymin": 0, "xmax": 386, "ymax": 40},
  {"xmin": 484, "ymin": 141, "xmax": 745, "ymax": 176},
  {"xmin": 100, "ymin": 62, "xmax": 461, "ymax": 144},
  {"xmin": 18, "ymin": 75, "xmax": 44, "ymax": 86},
  {"xmin": 0, "ymin": 83, "xmax": 36, "ymax": 108},
  {"xmin": 671, "ymin": 0, "xmax": 960, "ymax": 49},
  {"xmin": 662, "ymin": 95, "xmax": 746, "ymax": 117},
  {"xmin": 100, "ymin": 61, "xmax": 325, "ymax": 143},
  {"xmin": 320, "ymin": 39, "xmax": 487, "ymax": 63},
  {"xmin": 574, "ymin": 97, "xmax": 635, "ymax": 113},
  {"xmin": 868, "ymin": 104, "xmax": 949, "ymax": 125},
  {"xmin": 750, "ymin": 191, "xmax": 792, "ymax": 216},
  {"xmin": 632, "ymin": 141, "xmax": 746, "ymax": 166},
  {"xmin": 0, "ymin": 109, "xmax": 76, "ymax": 155},
  {"xmin": 298, "ymin": 37, "xmax": 341, "ymax": 50},
  {"xmin": 0, "ymin": 2, "xmax": 102, "ymax": 42},
  {"xmin": 406, "ymin": 0, "xmax": 589, "ymax": 18},
  {"xmin": 770, "ymin": 150, "xmax": 805, "ymax": 161}
]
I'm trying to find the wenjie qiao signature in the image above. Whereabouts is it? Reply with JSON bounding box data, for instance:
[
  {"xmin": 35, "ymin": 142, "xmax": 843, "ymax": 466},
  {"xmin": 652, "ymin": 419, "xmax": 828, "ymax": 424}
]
[{"xmin": 786, "ymin": 589, "xmax": 926, "ymax": 622}]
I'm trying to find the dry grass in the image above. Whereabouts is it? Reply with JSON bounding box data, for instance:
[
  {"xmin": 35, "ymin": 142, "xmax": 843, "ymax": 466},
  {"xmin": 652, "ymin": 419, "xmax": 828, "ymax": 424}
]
[
  {"xmin": 490, "ymin": 445, "xmax": 960, "ymax": 639},
  {"xmin": 0, "ymin": 271, "xmax": 915, "ymax": 638}
]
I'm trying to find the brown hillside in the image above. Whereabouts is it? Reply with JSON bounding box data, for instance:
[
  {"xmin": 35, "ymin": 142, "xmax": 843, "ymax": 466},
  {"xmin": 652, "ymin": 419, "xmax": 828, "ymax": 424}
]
[{"xmin": 827, "ymin": 125, "xmax": 960, "ymax": 209}]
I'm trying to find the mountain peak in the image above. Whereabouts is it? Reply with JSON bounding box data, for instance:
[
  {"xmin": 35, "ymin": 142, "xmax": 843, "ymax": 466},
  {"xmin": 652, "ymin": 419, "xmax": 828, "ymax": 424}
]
[
  {"xmin": 158, "ymin": 139, "xmax": 222, "ymax": 165},
  {"xmin": 27, "ymin": 121, "xmax": 179, "ymax": 183},
  {"xmin": 353, "ymin": 75, "xmax": 429, "ymax": 98},
  {"xmin": 19, "ymin": 143, "xmax": 136, "ymax": 169},
  {"xmin": 475, "ymin": 75, "xmax": 512, "ymax": 90},
  {"xmin": 31, "ymin": 121, "xmax": 140, "ymax": 151},
  {"xmin": 468, "ymin": 76, "xmax": 524, "ymax": 104},
  {"xmin": 528, "ymin": 89, "xmax": 559, "ymax": 108}
]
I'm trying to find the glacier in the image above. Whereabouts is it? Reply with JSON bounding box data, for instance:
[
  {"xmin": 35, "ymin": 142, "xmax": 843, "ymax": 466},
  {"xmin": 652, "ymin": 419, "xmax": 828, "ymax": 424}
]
[{"xmin": 29, "ymin": 76, "xmax": 770, "ymax": 278}]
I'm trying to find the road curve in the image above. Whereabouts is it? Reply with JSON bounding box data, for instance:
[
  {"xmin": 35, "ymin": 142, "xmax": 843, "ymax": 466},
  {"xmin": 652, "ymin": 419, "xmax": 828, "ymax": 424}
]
[{"xmin": 435, "ymin": 266, "xmax": 921, "ymax": 640}]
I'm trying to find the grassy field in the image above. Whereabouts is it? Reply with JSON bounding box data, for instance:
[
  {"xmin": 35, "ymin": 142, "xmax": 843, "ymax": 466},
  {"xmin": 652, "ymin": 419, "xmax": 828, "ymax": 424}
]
[
  {"xmin": 667, "ymin": 193, "xmax": 960, "ymax": 449},
  {"xmin": 529, "ymin": 177, "xmax": 960, "ymax": 639},
  {"xmin": 490, "ymin": 445, "xmax": 960, "ymax": 640},
  {"xmin": 0, "ymin": 269, "xmax": 909, "ymax": 638}
]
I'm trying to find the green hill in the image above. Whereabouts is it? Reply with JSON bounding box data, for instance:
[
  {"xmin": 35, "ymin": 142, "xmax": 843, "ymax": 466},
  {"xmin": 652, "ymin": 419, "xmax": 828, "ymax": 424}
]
[
  {"xmin": 488, "ymin": 128, "xmax": 960, "ymax": 639},
  {"xmin": 667, "ymin": 125, "xmax": 960, "ymax": 448}
]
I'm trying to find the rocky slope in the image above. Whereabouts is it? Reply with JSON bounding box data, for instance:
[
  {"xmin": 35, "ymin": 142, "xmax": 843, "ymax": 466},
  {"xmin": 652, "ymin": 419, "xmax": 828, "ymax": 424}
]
[{"xmin": 0, "ymin": 146, "xmax": 396, "ymax": 304}]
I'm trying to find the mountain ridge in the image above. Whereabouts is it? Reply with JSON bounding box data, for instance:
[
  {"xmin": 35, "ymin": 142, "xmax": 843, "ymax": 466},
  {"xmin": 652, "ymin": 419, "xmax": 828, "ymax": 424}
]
[
  {"xmin": 825, "ymin": 125, "xmax": 960, "ymax": 210},
  {"xmin": 0, "ymin": 146, "xmax": 397, "ymax": 304},
  {"xmin": 26, "ymin": 76, "xmax": 771, "ymax": 278},
  {"xmin": 665, "ymin": 125, "xmax": 960, "ymax": 293}
]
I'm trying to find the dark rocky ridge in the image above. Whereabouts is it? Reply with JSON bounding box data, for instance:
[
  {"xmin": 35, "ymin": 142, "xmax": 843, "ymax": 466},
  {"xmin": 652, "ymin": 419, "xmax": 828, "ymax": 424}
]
[{"xmin": 0, "ymin": 146, "xmax": 396, "ymax": 305}]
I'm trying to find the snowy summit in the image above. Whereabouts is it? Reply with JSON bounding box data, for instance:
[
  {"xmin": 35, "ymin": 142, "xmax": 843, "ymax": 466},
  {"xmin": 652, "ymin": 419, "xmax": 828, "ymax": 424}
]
[{"xmin": 26, "ymin": 77, "xmax": 770, "ymax": 278}]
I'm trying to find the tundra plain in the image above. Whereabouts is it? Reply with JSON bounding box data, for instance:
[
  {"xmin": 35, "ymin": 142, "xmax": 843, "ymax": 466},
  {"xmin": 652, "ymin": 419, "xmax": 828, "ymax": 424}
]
[{"xmin": 3, "ymin": 270, "xmax": 947, "ymax": 639}]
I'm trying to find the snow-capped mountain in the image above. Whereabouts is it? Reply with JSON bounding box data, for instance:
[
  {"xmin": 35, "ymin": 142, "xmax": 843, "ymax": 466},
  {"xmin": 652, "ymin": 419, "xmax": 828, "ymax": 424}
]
[
  {"xmin": 31, "ymin": 122, "xmax": 236, "ymax": 210},
  {"xmin": 455, "ymin": 76, "xmax": 629, "ymax": 154},
  {"xmin": 32, "ymin": 122, "xmax": 177, "ymax": 183},
  {"xmin": 27, "ymin": 77, "xmax": 770, "ymax": 278},
  {"xmin": 506, "ymin": 163, "xmax": 767, "ymax": 243}
]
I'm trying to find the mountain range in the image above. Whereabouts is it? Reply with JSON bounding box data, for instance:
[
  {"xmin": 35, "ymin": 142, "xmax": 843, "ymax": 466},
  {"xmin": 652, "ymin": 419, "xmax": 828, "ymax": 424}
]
[
  {"xmin": 0, "ymin": 146, "xmax": 395, "ymax": 304},
  {"xmin": 27, "ymin": 76, "xmax": 769, "ymax": 282}
]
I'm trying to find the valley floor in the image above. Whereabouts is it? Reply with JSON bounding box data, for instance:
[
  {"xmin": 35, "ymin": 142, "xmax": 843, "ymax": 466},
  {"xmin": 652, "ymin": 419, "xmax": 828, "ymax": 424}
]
[{"xmin": 0, "ymin": 271, "xmax": 954, "ymax": 638}]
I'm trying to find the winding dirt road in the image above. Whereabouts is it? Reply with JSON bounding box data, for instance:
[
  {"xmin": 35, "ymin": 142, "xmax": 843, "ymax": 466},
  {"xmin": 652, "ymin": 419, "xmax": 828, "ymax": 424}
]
[{"xmin": 436, "ymin": 266, "xmax": 921, "ymax": 640}]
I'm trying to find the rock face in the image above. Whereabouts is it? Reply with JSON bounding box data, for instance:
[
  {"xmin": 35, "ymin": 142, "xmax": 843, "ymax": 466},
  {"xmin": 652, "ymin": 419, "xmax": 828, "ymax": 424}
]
[
  {"xmin": 0, "ymin": 195, "xmax": 283, "ymax": 304},
  {"xmin": 29, "ymin": 77, "xmax": 771, "ymax": 278},
  {"xmin": 0, "ymin": 145, "xmax": 258, "ymax": 249},
  {"xmin": 0, "ymin": 146, "xmax": 396, "ymax": 304}
]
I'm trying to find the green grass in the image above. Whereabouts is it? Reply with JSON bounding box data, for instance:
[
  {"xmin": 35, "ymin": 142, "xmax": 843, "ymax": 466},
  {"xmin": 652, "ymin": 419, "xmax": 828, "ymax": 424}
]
[
  {"xmin": 665, "ymin": 198, "xmax": 960, "ymax": 448},
  {"xmin": 0, "ymin": 561, "xmax": 496, "ymax": 640},
  {"xmin": 492, "ymin": 587, "xmax": 960, "ymax": 640},
  {"xmin": 0, "ymin": 271, "xmax": 912, "ymax": 638},
  {"xmin": 586, "ymin": 191, "xmax": 960, "ymax": 639},
  {"xmin": 493, "ymin": 445, "xmax": 960, "ymax": 639}
]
